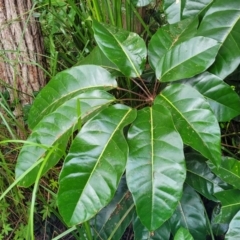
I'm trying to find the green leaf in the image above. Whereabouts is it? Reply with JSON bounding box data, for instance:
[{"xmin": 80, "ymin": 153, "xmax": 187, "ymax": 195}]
[
  {"xmin": 174, "ymin": 227, "xmax": 194, "ymax": 240},
  {"xmin": 126, "ymin": 104, "xmax": 186, "ymax": 231},
  {"xmin": 225, "ymin": 211, "xmax": 240, "ymax": 240},
  {"xmin": 133, "ymin": 214, "xmax": 170, "ymax": 240},
  {"xmin": 183, "ymin": 72, "xmax": 240, "ymax": 121},
  {"xmin": 197, "ymin": 0, "xmax": 240, "ymax": 79},
  {"xmin": 211, "ymin": 206, "xmax": 229, "ymax": 238},
  {"xmin": 92, "ymin": 20, "xmax": 147, "ymax": 78},
  {"xmin": 163, "ymin": 0, "xmax": 214, "ymax": 24},
  {"xmin": 78, "ymin": 46, "xmax": 121, "ymax": 76},
  {"xmin": 156, "ymin": 36, "xmax": 220, "ymax": 82},
  {"xmin": 16, "ymin": 90, "xmax": 115, "ymax": 187},
  {"xmin": 93, "ymin": 176, "xmax": 135, "ymax": 240},
  {"xmin": 185, "ymin": 152, "xmax": 226, "ymax": 201},
  {"xmin": 57, "ymin": 104, "xmax": 137, "ymax": 226},
  {"xmin": 181, "ymin": 0, "xmax": 214, "ymax": 19},
  {"xmin": 155, "ymin": 84, "xmax": 221, "ymax": 166},
  {"xmin": 148, "ymin": 17, "xmax": 198, "ymax": 70},
  {"xmin": 169, "ymin": 185, "xmax": 207, "ymax": 240},
  {"xmin": 163, "ymin": 0, "xmax": 182, "ymax": 24},
  {"xmin": 214, "ymin": 189, "xmax": 240, "ymax": 223},
  {"xmin": 208, "ymin": 157, "xmax": 240, "ymax": 190},
  {"xmin": 132, "ymin": 0, "xmax": 152, "ymax": 7},
  {"xmin": 28, "ymin": 65, "xmax": 117, "ymax": 129}
]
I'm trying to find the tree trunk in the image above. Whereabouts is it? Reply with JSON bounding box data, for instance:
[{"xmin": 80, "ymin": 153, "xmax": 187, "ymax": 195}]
[{"xmin": 0, "ymin": 0, "xmax": 45, "ymax": 119}]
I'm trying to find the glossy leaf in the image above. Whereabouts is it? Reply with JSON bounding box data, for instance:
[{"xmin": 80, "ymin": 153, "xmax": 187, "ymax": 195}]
[
  {"xmin": 28, "ymin": 65, "xmax": 117, "ymax": 129},
  {"xmin": 92, "ymin": 20, "xmax": 147, "ymax": 78},
  {"xmin": 163, "ymin": 0, "xmax": 182, "ymax": 24},
  {"xmin": 185, "ymin": 152, "xmax": 226, "ymax": 201},
  {"xmin": 182, "ymin": 0, "xmax": 214, "ymax": 19},
  {"xmin": 208, "ymin": 157, "xmax": 240, "ymax": 189},
  {"xmin": 225, "ymin": 211, "xmax": 240, "ymax": 240},
  {"xmin": 16, "ymin": 90, "xmax": 115, "ymax": 187},
  {"xmin": 163, "ymin": 0, "xmax": 214, "ymax": 24},
  {"xmin": 197, "ymin": 0, "xmax": 240, "ymax": 79},
  {"xmin": 93, "ymin": 176, "xmax": 135, "ymax": 240},
  {"xmin": 132, "ymin": 0, "xmax": 152, "ymax": 7},
  {"xmin": 133, "ymin": 215, "xmax": 170, "ymax": 240},
  {"xmin": 183, "ymin": 72, "xmax": 240, "ymax": 121},
  {"xmin": 174, "ymin": 227, "xmax": 194, "ymax": 240},
  {"xmin": 214, "ymin": 189, "xmax": 240, "ymax": 223},
  {"xmin": 156, "ymin": 36, "xmax": 220, "ymax": 82},
  {"xmin": 155, "ymin": 84, "xmax": 221, "ymax": 166},
  {"xmin": 148, "ymin": 17, "xmax": 198, "ymax": 70},
  {"xmin": 78, "ymin": 46, "xmax": 121, "ymax": 75},
  {"xmin": 126, "ymin": 104, "xmax": 186, "ymax": 231},
  {"xmin": 169, "ymin": 185, "xmax": 207, "ymax": 240},
  {"xmin": 211, "ymin": 206, "xmax": 229, "ymax": 238},
  {"xmin": 58, "ymin": 104, "xmax": 137, "ymax": 226}
]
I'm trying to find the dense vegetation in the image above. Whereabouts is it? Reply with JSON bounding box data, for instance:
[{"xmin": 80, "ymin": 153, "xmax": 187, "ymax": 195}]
[{"xmin": 1, "ymin": 0, "xmax": 240, "ymax": 239}]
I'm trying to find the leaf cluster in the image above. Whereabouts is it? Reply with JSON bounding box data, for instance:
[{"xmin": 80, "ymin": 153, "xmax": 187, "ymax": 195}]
[{"xmin": 14, "ymin": 0, "xmax": 240, "ymax": 239}]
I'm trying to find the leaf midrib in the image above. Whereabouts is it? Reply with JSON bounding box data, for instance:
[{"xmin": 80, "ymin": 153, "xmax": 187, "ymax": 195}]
[{"xmin": 71, "ymin": 108, "xmax": 132, "ymax": 222}]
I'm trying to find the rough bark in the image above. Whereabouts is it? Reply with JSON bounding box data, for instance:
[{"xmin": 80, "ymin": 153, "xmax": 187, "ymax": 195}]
[{"xmin": 0, "ymin": 0, "xmax": 45, "ymax": 110}]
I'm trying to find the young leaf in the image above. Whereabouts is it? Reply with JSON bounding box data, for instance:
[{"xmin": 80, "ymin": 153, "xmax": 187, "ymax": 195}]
[
  {"xmin": 174, "ymin": 227, "xmax": 194, "ymax": 240},
  {"xmin": 225, "ymin": 211, "xmax": 240, "ymax": 240},
  {"xmin": 214, "ymin": 189, "xmax": 240, "ymax": 223},
  {"xmin": 93, "ymin": 176, "xmax": 135, "ymax": 240},
  {"xmin": 28, "ymin": 65, "xmax": 117, "ymax": 129},
  {"xmin": 92, "ymin": 20, "xmax": 147, "ymax": 78},
  {"xmin": 126, "ymin": 104, "xmax": 186, "ymax": 231},
  {"xmin": 182, "ymin": 72, "xmax": 240, "ymax": 121},
  {"xmin": 156, "ymin": 36, "xmax": 220, "ymax": 82},
  {"xmin": 155, "ymin": 84, "xmax": 221, "ymax": 166},
  {"xmin": 16, "ymin": 90, "xmax": 115, "ymax": 187},
  {"xmin": 57, "ymin": 104, "xmax": 137, "ymax": 226},
  {"xmin": 133, "ymin": 214, "xmax": 170, "ymax": 240},
  {"xmin": 197, "ymin": 0, "xmax": 240, "ymax": 79},
  {"xmin": 148, "ymin": 17, "xmax": 198, "ymax": 70},
  {"xmin": 208, "ymin": 157, "xmax": 240, "ymax": 189},
  {"xmin": 186, "ymin": 152, "xmax": 226, "ymax": 201},
  {"xmin": 169, "ymin": 185, "xmax": 207, "ymax": 240}
]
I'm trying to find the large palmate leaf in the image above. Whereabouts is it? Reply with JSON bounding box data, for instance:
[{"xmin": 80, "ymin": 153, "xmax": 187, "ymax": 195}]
[
  {"xmin": 58, "ymin": 104, "xmax": 136, "ymax": 226},
  {"xmin": 156, "ymin": 36, "xmax": 220, "ymax": 82},
  {"xmin": 183, "ymin": 72, "xmax": 240, "ymax": 121},
  {"xmin": 225, "ymin": 211, "xmax": 240, "ymax": 240},
  {"xmin": 28, "ymin": 65, "xmax": 117, "ymax": 129},
  {"xmin": 197, "ymin": 0, "xmax": 240, "ymax": 79},
  {"xmin": 185, "ymin": 152, "xmax": 226, "ymax": 201},
  {"xmin": 126, "ymin": 104, "xmax": 186, "ymax": 231},
  {"xmin": 174, "ymin": 227, "xmax": 194, "ymax": 240},
  {"xmin": 169, "ymin": 185, "xmax": 207, "ymax": 240},
  {"xmin": 214, "ymin": 189, "xmax": 240, "ymax": 223},
  {"xmin": 208, "ymin": 157, "xmax": 240, "ymax": 189},
  {"xmin": 133, "ymin": 214, "xmax": 170, "ymax": 240},
  {"xmin": 93, "ymin": 176, "xmax": 135, "ymax": 240},
  {"xmin": 163, "ymin": 0, "xmax": 214, "ymax": 24},
  {"xmin": 16, "ymin": 90, "xmax": 115, "ymax": 187},
  {"xmin": 92, "ymin": 20, "xmax": 147, "ymax": 78},
  {"xmin": 155, "ymin": 84, "xmax": 221, "ymax": 166},
  {"xmin": 148, "ymin": 17, "xmax": 198, "ymax": 70}
]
